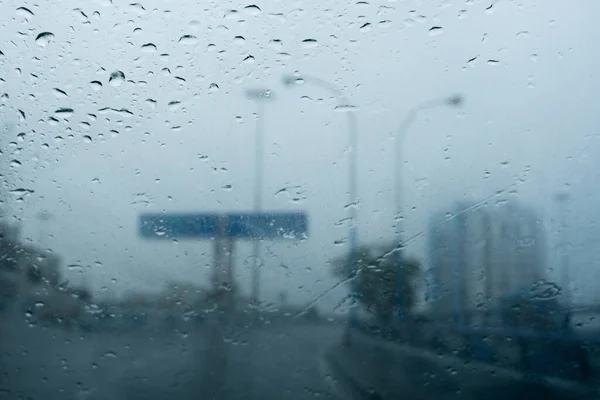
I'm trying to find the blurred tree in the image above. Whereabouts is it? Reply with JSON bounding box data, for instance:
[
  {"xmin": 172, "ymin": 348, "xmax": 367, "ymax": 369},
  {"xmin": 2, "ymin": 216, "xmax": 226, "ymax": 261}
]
[{"xmin": 331, "ymin": 243, "xmax": 420, "ymax": 325}]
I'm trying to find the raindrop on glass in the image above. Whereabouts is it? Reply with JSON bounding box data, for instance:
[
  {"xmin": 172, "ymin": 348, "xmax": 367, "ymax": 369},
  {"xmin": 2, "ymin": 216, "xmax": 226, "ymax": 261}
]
[
  {"xmin": 109, "ymin": 71, "xmax": 125, "ymax": 86},
  {"xmin": 141, "ymin": 43, "xmax": 157, "ymax": 53},
  {"xmin": 168, "ymin": 100, "xmax": 182, "ymax": 110},
  {"xmin": 178, "ymin": 35, "xmax": 198, "ymax": 45},
  {"xmin": 334, "ymin": 104, "xmax": 358, "ymax": 113},
  {"xmin": 301, "ymin": 38, "xmax": 319, "ymax": 48},
  {"xmin": 529, "ymin": 280, "xmax": 561, "ymax": 300},
  {"xmin": 90, "ymin": 80, "xmax": 103, "ymax": 90},
  {"xmin": 52, "ymin": 88, "xmax": 68, "ymax": 98},
  {"xmin": 429, "ymin": 26, "xmax": 443, "ymax": 36},
  {"xmin": 359, "ymin": 22, "xmax": 372, "ymax": 32},
  {"xmin": 242, "ymin": 54, "xmax": 255, "ymax": 63},
  {"xmin": 103, "ymin": 351, "xmax": 117, "ymax": 359},
  {"xmin": 55, "ymin": 108, "xmax": 74, "ymax": 118},
  {"xmin": 244, "ymin": 4, "xmax": 262, "ymax": 15},
  {"xmin": 17, "ymin": 6, "xmax": 34, "ymax": 17},
  {"xmin": 35, "ymin": 32, "xmax": 55, "ymax": 47}
]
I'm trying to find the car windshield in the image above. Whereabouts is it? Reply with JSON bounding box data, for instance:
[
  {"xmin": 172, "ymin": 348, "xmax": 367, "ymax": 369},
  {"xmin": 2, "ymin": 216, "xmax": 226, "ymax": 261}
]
[{"xmin": 1, "ymin": 1, "xmax": 599, "ymax": 399}]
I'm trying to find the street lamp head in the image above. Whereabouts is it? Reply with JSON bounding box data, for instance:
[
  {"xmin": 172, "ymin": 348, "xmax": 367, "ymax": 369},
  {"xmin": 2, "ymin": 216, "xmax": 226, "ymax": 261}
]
[
  {"xmin": 446, "ymin": 95, "xmax": 464, "ymax": 107},
  {"xmin": 246, "ymin": 88, "xmax": 275, "ymax": 101}
]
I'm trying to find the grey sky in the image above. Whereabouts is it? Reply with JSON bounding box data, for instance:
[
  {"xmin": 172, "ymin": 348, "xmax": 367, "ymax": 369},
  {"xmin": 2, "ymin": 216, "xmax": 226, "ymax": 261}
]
[{"xmin": 1, "ymin": 0, "xmax": 600, "ymax": 310}]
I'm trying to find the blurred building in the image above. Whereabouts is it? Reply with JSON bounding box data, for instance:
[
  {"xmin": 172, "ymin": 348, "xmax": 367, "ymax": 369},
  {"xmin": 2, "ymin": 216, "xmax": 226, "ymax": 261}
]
[{"xmin": 427, "ymin": 200, "xmax": 546, "ymax": 319}]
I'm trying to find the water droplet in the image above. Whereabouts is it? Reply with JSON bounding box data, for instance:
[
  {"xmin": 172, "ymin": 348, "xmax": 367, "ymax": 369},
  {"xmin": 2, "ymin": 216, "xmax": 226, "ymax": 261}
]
[
  {"xmin": 244, "ymin": 4, "xmax": 262, "ymax": 15},
  {"xmin": 52, "ymin": 88, "xmax": 68, "ymax": 98},
  {"xmin": 90, "ymin": 80, "xmax": 103, "ymax": 90},
  {"xmin": 359, "ymin": 22, "xmax": 372, "ymax": 32},
  {"xmin": 334, "ymin": 104, "xmax": 358, "ymax": 113},
  {"xmin": 222, "ymin": 184, "xmax": 232, "ymax": 191},
  {"xmin": 83, "ymin": 135, "xmax": 92, "ymax": 143},
  {"xmin": 9, "ymin": 188, "xmax": 34, "ymax": 196},
  {"xmin": 129, "ymin": 3, "xmax": 145, "ymax": 13},
  {"xmin": 35, "ymin": 32, "xmax": 55, "ymax": 47},
  {"xmin": 234, "ymin": 36, "xmax": 246, "ymax": 45},
  {"xmin": 301, "ymin": 38, "xmax": 318, "ymax": 48},
  {"xmin": 209, "ymin": 83, "xmax": 219, "ymax": 92},
  {"xmin": 109, "ymin": 71, "xmax": 125, "ymax": 86},
  {"xmin": 141, "ymin": 43, "xmax": 157, "ymax": 52},
  {"xmin": 487, "ymin": 59, "xmax": 499, "ymax": 65},
  {"xmin": 529, "ymin": 280, "xmax": 561, "ymax": 300},
  {"xmin": 55, "ymin": 108, "xmax": 74, "ymax": 118},
  {"xmin": 466, "ymin": 55, "xmax": 478, "ymax": 66},
  {"xmin": 168, "ymin": 100, "xmax": 182, "ymax": 110},
  {"xmin": 10, "ymin": 160, "xmax": 21, "ymax": 168},
  {"xmin": 67, "ymin": 264, "xmax": 84, "ymax": 272},
  {"xmin": 429, "ymin": 26, "xmax": 443, "ymax": 36},
  {"xmin": 178, "ymin": 35, "xmax": 198, "ymax": 45},
  {"xmin": 517, "ymin": 236, "xmax": 536, "ymax": 247},
  {"xmin": 103, "ymin": 351, "xmax": 117, "ymax": 359},
  {"xmin": 242, "ymin": 54, "xmax": 255, "ymax": 63},
  {"xmin": 16, "ymin": 6, "xmax": 34, "ymax": 18},
  {"xmin": 334, "ymin": 238, "xmax": 348, "ymax": 246}
]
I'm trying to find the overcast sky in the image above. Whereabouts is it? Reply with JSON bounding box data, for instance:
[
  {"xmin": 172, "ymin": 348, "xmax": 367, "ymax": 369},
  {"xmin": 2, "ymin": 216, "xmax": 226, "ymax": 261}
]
[{"xmin": 1, "ymin": 0, "xmax": 599, "ymax": 311}]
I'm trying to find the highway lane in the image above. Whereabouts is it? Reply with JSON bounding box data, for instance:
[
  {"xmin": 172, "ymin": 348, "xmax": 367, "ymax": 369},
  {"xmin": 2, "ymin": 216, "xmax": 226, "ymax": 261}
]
[
  {"xmin": 0, "ymin": 311, "xmax": 343, "ymax": 400},
  {"xmin": 3, "ymin": 310, "xmax": 596, "ymax": 400},
  {"xmin": 209, "ymin": 323, "xmax": 343, "ymax": 399}
]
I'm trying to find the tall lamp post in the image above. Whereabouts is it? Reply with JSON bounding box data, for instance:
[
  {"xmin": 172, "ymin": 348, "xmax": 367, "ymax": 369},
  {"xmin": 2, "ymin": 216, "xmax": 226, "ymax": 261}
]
[
  {"xmin": 394, "ymin": 95, "xmax": 464, "ymax": 319},
  {"xmin": 282, "ymin": 74, "xmax": 360, "ymax": 336},
  {"xmin": 246, "ymin": 88, "xmax": 275, "ymax": 305},
  {"xmin": 555, "ymin": 190, "xmax": 570, "ymax": 307}
]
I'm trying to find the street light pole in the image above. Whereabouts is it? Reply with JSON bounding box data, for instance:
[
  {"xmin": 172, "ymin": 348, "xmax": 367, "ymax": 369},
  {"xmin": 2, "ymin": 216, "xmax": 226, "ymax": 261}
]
[
  {"xmin": 394, "ymin": 95, "xmax": 463, "ymax": 319},
  {"xmin": 282, "ymin": 74, "xmax": 359, "ymax": 333},
  {"xmin": 555, "ymin": 191, "xmax": 570, "ymax": 306},
  {"xmin": 246, "ymin": 88, "xmax": 275, "ymax": 305}
]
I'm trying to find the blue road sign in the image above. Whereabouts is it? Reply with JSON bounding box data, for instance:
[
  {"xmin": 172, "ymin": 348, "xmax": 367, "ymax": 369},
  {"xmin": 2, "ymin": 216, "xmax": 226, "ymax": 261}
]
[{"xmin": 139, "ymin": 212, "xmax": 308, "ymax": 239}]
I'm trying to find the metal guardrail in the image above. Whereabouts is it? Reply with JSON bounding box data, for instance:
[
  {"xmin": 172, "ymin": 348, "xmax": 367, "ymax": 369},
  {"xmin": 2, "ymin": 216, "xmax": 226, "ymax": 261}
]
[{"xmin": 356, "ymin": 306, "xmax": 600, "ymax": 384}]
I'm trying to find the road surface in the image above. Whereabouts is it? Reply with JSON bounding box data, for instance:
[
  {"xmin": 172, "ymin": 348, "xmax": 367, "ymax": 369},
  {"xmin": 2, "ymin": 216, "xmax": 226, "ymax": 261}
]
[{"xmin": 0, "ymin": 311, "xmax": 342, "ymax": 399}]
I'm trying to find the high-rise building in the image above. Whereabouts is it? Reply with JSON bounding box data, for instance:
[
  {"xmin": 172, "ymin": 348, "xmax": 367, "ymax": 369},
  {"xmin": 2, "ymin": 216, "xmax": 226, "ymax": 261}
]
[{"xmin": 427, "ymin": 200, "xmax": 546, "ymax": 319}]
